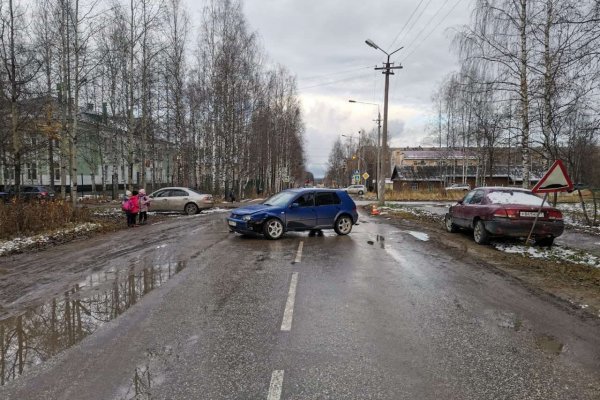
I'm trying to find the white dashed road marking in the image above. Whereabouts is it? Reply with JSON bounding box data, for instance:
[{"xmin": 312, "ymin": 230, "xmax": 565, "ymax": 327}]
[
  {"xmin": 281, "ymin": 272, "xmax": 299, "ymax": 331},
  {"xmin": 294, "ymin": 241, "xmax": 304, "ymax": 263},
  {"xmin": 267, "ymin": 370, "xmax": 284, "ymax": 400}
]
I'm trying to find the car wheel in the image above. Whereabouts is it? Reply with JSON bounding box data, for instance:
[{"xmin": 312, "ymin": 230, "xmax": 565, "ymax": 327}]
[
  {"xmin": 263, "ymin": 218, "xmax": 284, "ymax": 240},
  {"xmin": 358, "ymin": 190, "xmax": 364, "ymax": 195},
  {"xmin": 184, "ymin": 203, "xmax": 199, "ymax": 215},
  {"xmin": 334, "ymin": 215, "xmax": 353, "ymax": 235},
  {"xmin": 445, "ymin": 214, "xmax": 458, "ymax": 233},
  {"xmin": 536, "ymin": 237, "xmax": 554, "ymax": 247},
  {"xmin": 473, "ymin": 220, "xmax": 489, "ymax": 244}
]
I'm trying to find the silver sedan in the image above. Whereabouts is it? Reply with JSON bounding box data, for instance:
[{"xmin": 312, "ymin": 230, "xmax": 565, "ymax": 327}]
[{"xmin": 148, "ymin": 187, "xmax": 214, "ymax": 215}]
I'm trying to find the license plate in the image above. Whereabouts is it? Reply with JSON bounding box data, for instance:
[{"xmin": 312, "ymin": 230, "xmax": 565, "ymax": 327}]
[
  {"xmin": 228, "ymin": 220, "xmax": 236, "ymax": 227},
  {"xmin": 520, "ymin": 211, "xmax": 541, "ymax": 218}
]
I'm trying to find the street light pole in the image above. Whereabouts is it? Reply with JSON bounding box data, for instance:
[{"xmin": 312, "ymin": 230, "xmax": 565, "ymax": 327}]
[{"xmin": 365, "ymin": 39, "xmax": 403, "ymax": 204}]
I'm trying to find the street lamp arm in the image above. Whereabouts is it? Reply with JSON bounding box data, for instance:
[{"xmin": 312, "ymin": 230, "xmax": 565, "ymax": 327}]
[
  {"xmin": 348, "ymin": 99, "xmax": 379, "ymax": 107},
  {"xmin": 389, "ymin": 46, "xmax": 404, "ymax": 57}
]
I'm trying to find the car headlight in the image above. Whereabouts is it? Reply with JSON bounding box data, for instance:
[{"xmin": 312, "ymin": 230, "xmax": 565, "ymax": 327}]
[{"xmin": 242, "ymin": 215, "xmax": 252, "ymax": 221}]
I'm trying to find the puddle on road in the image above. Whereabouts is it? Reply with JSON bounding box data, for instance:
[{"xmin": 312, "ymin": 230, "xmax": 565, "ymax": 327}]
[
  {"xmin": 407, "ymin": 231, "xmax": 429, "ymax": 241},
  {"xmin": 0, "ymin": 261, "xmax": 187, "ymax": 386},
  {"xmin": 535, "ymin": 334, "xmax": 564, "ymax": 355}
]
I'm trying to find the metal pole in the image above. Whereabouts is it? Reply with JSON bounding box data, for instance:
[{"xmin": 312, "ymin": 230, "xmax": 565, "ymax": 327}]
[
  {"xmin": 526, "ymin": 192, "xmax": 549, "ymax": 245},
  {"xmin": 357, "ymin": 132, "xmax": 361, "ymax": 185},
  {"xmin": 376, "ymin": 110, "xmax": 381, "ymax": 200},
  {"xmin": 379, "ymin": 55, "xmax": 391, "ymax": 205}
]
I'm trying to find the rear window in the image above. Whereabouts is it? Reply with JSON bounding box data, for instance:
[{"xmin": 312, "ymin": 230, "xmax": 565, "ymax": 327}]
[
  {"xmin": 487, "ymin": 191, "xmax": 549, "ymax": 206},
  {"xmin": 170, "ymin": 189, "xmax": 188, "ymax": 197},
  {"xmin": 315, "ymin": 192, "xmax": 341, "ymax": 206}
]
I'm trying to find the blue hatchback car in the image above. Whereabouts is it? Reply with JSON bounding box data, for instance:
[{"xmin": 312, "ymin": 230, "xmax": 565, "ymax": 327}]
[{"xmin": 227, "ymin": 188, "xmax": 359, "ymax": 239}]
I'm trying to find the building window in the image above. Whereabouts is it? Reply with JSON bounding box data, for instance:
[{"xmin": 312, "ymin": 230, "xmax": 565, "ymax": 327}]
[
  {"xmin": 54, "ymin": 168, "xmax": 61, "ymax": 180},
  {"xmin": 4, "ymin": 167, "xmax": 14, "ymax": 180},
  {"xmin": 27, "ymin": 162, "xmax": 37, "ymax": 180}
]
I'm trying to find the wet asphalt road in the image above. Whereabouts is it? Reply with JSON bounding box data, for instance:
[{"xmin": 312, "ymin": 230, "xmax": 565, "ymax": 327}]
[
  {"xmin": 1, "ymin": 209, "xmax": 599, "ymax": 399},
  {"xmin": 386, "ymin": 201, "xmax": 600, "ymax": 257}
]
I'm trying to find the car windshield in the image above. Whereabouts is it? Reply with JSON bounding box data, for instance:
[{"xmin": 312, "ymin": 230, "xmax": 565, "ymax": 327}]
[
  {"xmin": 263, "ymin": 191, "xmax": 296, "ymax": 207},
  {"xmin": 487, "ymin": 191, "xmax": 550, "ymax": 206}
]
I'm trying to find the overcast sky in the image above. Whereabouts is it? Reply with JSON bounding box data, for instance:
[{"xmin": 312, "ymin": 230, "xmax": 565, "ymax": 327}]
[{"xmin": 187, "ymin": 0, "xmax": 473, "ymax": 178}]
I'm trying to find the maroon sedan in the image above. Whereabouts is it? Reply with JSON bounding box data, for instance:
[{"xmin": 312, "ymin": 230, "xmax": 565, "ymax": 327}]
[{"xmin": 445, "ymin": 187, "xmax": 564, "ymax": 246}]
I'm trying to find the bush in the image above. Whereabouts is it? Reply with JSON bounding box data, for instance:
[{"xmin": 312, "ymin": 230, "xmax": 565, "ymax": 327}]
[{"xmin": 0, "ymin": 200, "xmax": 92, "ymax": 240}]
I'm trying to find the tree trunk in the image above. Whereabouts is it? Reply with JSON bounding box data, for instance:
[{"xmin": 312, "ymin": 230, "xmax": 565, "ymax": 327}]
[{"xmin": 519, "ymin": 0, "xmax": 531, "ymax": 188}]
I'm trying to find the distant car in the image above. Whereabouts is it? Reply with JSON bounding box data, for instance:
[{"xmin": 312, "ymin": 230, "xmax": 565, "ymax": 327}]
[
  {"xmin": 345, "ymin": 184, "xmax": 366, "ymax": 195},
  {"xmin": 8, "ymin": 185, "xmax": 56, "ymax": 201},
  {"xmin": 444, "ymin": 187, "xmax": 564, "ymax": 246},
  {"xmin": 445, "ymin": 183, "xmax": 471, "ymax": 191},
  {"xmin": 148, "ymin": 187, "xmax": 214, "ymax": 215},
  {"xmin": 226, "ymin": 188, "xmax": 359, "ymax": 239}
]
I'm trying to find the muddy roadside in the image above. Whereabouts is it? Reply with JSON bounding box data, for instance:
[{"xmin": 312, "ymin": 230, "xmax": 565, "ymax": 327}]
[
  {"xmin": 0, "ymin": 201, "xmax": 242, "ymax": 257},
  {"xmin": 366, "ymin": 206, "xmax": 600, "ymax": 320}
]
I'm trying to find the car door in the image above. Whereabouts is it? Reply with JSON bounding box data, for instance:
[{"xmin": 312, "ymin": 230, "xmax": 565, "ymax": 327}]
[
  {"xmin": 285, "ymin": 192, "xmax": 317, "ymax": 230},
  {"xmin": 452, "ymin": 190, "xmax": 475, "ymax": 227},
  {"xmin": 166, "ymin": 189, "xmax": 189, "ymax": 212},
  {"xmin": 151, "ymin": 189, "xmax": 171, "ymax": 211},
  {"xmin": 22, "ymin": 186, "xmax": 34, "ymax": 200},
  {"xmin": 462, "ymin": 189, "xmax": 486, "ymax": 228},
  {"xmin": 315, "ymin": 191, "xmax": 341, "ymax": 228}
]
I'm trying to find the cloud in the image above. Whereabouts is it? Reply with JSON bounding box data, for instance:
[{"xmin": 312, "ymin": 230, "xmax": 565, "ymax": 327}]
[{"xmin": 185, "ymin": 0, "xmax": 473, "ymax": 178}]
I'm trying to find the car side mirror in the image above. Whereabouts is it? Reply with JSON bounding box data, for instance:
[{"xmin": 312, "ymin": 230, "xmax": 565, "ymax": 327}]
[
  {"xmin": 290, "ymin": 203, "xmax": 299, "ymax": 208},
  {"xmin": 457, "ymin": 199, "xmax": 463, "ymax": 205}
]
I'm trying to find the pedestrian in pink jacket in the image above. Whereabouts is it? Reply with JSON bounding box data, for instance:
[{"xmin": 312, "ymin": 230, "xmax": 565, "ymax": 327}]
[
  {"xmin": 138, "ymin": 188, "xmax": 150, "ymax": 225},
  {"xmin": 122, "ymin": 190, "xmax": 140, "ymax": 227}
]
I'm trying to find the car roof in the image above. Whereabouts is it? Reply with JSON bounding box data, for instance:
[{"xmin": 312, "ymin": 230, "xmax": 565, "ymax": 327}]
[
  {"xmin": 154, "ymin": 187, "xmax": 192, "ymax": 191},
  {"xmin": 285, "ymin": 188, "xmax": 344, "ymax": 193},
  {"xmin": 476, "ymin": 186, "xmax": 532, "ymax": 192}
]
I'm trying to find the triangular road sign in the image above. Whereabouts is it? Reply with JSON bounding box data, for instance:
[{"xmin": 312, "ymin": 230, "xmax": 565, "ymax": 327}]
[{"xmin": 531, "ymin": 160, "xmax": 574, "ymax": 193}]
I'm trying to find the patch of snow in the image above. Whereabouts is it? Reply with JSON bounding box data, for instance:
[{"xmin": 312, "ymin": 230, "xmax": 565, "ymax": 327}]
[
  {"xmin": 382, "ymin": 204, "xmax": 441, "ymax": 220},
  {"xmin": 0, "ymin": 223, "xmax": 102, "ymax": 256},
  {"xmin": 487, "ymin": 191, "xmax": 549, "ymax": 206},
  {"xmin": 201, "ymin": 207, "xmax": 229, "ymax": 214},
  {"xmin": 92, "ymin": 207, "xmax": 122, "ymax": 217},
  {"xmin": 407, "ymin": 231, "xmax": 429, "ymax": 241},
  {"xmin": 493, "ymin": 243, "xmax": 599, "ymax": 268},
  {"xmin": 156, "ymin": 244, "xmax": 167, "ymax": 249}
]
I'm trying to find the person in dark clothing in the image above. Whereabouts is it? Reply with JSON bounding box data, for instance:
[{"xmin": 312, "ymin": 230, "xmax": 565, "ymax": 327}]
[{"xmin": 229, "ymin": 191, "xmax": 236, "ymax": 203}]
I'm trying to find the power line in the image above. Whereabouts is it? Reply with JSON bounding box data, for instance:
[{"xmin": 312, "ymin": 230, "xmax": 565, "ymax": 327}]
[
  {"xmin": 402, "ymin": 0, "xmax": 451, "ymax": 53},
  {"xmin": 402, "ymin": 0, "xmax": 466, "ymax": 62},
  {"xmin": 299, "ymin": 65, "xmax": 373, "ymax": 82},
  {"xmin": 391, "ymin": 0, "xmax": 435, "ymax": 51},
  {"xmin": 387, "ymin": 0, "xmax": 426, "ymax": 50},
  {"xmin": 298, "ymin": 71, "xmax": 374, "ymax": 91}
]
